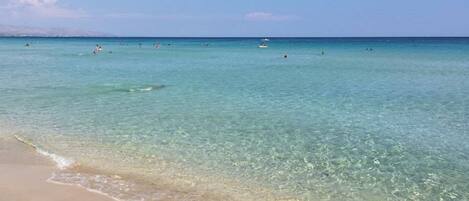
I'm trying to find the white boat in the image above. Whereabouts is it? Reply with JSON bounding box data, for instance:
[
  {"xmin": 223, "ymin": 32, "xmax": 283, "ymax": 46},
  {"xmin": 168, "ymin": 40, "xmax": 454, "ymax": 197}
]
[
  {"xmin": 258, "ymin": 44, "xmax": 268, "ymax": 48},
  {"xmin": 258, "ymin": 38, "xmax": 269, "ymax": 48}
]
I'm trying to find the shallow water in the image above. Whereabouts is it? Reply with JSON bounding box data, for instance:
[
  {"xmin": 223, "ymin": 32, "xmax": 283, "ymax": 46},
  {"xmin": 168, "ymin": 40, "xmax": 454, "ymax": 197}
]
[{"xmin": 1, "ymin": 37, "xmax": 469, "ymax": 200}]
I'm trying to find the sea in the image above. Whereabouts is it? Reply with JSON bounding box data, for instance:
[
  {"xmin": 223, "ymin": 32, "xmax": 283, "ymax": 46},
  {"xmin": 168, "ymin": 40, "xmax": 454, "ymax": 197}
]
[{"xmin": 0, "ymin": 37, "xmax": 468, "ymax": 201}]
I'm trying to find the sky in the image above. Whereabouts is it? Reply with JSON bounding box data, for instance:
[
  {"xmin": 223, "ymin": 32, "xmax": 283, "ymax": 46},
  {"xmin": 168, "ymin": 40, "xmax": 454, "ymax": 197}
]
[{"xmin": 0, "ymin": 0, "xmax": 468, "ymax": 37}]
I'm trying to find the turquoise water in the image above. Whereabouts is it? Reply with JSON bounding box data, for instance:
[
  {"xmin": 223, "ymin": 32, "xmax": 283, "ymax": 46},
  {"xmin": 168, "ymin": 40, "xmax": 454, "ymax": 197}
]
[{"xmin": 1, "ymin": 37, "xmax": 469, "ymax": 200}]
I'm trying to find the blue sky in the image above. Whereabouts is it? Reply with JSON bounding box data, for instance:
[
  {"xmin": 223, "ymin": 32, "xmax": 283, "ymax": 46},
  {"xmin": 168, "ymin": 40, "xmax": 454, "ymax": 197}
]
[{"xmin": 1, "ymin": 0, "xmax": 468, "ymax": 36}]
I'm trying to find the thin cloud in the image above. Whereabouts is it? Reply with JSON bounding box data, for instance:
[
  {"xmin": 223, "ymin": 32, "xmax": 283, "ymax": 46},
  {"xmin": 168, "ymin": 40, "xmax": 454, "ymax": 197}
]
[
  {"xmin": 104, "ymin": 12, "xmax": 154, "ymax": 19},
  {"xmin": 103, "ymin": 12, "xmax": 204, "ymax": 21},
  {"xmin": 244, "ymin": 12, "xmax": 300, "ymax": 21},
  {"xmin": 2, "ymin": 0, "xmax": 87, "ymax": 18}
]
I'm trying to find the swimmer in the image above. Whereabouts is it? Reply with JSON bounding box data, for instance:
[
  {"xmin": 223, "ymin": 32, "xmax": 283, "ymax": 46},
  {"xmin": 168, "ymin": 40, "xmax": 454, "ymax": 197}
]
[
  {"xmin": 93, "ymin": 44, "xmax": 102, "ymax": 54},
  {"xmin": 284, "ymin": 54, "xmax": 288, "ymax": 59},
  {"xmin": 25, "ymin": 43, "xmax": 31, "ymax": 47},
  {"xmin": 93, "ymin": 44, "xmax": 99, "ymax": 54}
]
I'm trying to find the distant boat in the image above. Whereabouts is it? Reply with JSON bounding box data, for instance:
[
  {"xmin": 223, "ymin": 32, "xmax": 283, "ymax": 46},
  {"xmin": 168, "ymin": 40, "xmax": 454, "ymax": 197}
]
[
  {"xmin": 258, "ymin": 38, "xmax": 269, "ymax": 48},
  {"xmin": 258, "ymin": 43, "xmax": 268, "ymax": 48}
]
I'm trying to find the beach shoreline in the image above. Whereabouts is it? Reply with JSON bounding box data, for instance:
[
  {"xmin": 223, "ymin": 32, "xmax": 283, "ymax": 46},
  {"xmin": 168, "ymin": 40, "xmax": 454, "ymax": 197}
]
[
  {"xmin": 0, "ymin": 117, "xmax": 292, "ymax": 201},
  {"xmin": 0, "ymin": 132, "xmax": 289, "ymax": 201},
  {"xmin": 0, "ymin": 136, "xmax": 115, "ymax": 201}
]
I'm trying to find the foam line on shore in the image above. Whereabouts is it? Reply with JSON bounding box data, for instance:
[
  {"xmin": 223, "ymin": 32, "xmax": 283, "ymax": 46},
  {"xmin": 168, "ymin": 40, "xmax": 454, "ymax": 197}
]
[
  {"xmin": 14, "ymin": 135, "xmax": 76, "ymax": 170},
  {"xmin": 47, "ymin": 174, "xmax": 123, "ymax": 201},
  {"xmin": 12, "ymin": 135, "xmax": 124, "ymax": 201}
]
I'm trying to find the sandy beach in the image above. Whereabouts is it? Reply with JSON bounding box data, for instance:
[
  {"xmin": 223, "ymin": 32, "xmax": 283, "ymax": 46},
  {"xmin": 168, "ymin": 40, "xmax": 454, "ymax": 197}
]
[{"xmin": 0, "ymin": 136, "xmax": 114, "ymax": 201}]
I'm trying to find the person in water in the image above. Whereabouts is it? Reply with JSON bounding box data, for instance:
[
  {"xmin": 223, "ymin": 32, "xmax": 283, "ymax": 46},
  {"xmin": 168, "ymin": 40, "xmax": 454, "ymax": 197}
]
[
  {"xmin": 284, "ymin": 54, "xmax": 288, "ymax": 59},
  {"xmin": 93, "ymin": 44, "xmax": 103, "ymax": 54},
  {"xmin": 93, "ymin": 45, "xmax": 99, "ymax": 54},
  {"xmin": 25, "ymin": 43, "xmax": 31, "ymax": 47}
]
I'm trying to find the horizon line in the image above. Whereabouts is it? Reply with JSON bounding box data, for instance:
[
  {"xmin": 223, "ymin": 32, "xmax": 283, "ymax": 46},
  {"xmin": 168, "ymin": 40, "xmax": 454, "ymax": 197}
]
[{"xmin": 1, "ymin": 36, "xmax": 469, "ymax": 38}]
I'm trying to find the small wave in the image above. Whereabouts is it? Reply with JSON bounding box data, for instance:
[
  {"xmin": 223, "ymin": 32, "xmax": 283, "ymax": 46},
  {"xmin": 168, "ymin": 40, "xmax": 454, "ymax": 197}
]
[
  {"xmin": 47, "ymin": 171, "xmax": 203, "ymax": 201},
  {"xmin": 36, "ymin": 149, "xmax": 75, "ymax": 170},
  {"xmin": 128, "ymin": 86, "xmax": 152, "ymax": 92},
  {"xmin": 88, "ymin": 84, "xmax": 167, "ymax": 95},
  {"xmin": 115, "ymin": 85, "xmax": 166, "ymax": 93},
  {"xmin": 127, "ymin": 85, "xmax": 166, "ymax": 93},
  {"xmin": 14, "ymin": 135, "xmax": 76, "ymax": 170},
  {"xmin": 47, "ymin": 173, "xmax": 123, "ymax": 201}
]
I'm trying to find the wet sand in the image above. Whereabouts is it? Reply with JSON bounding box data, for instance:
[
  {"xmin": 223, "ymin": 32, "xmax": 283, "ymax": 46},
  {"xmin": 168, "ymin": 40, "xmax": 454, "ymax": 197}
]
[{"xmin": 0, "ymin": 136, "xmax": 114, "ymax": 201}]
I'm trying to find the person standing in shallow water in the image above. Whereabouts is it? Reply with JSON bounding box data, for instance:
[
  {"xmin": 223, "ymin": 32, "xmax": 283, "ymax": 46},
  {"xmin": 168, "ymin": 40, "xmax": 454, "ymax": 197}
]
[
  {"xmin": 93, "ymin": 44, "xmax": 103, "ymax": 54},
  {"xmin": 93, "ymin": 44, "xmax": 99, "ymax": 54}
]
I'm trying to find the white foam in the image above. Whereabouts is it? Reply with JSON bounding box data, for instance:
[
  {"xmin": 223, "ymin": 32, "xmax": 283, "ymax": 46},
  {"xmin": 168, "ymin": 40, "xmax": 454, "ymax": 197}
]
[
  {"xmin": 47, "ymin": 173, "xmax": 123, "ymax": 201},
  {"xmin": 139, "ymin": 87, "xmax": 153, "ymax": 92},
  {"xmin": 14, "ymin": 135, "xmax": 76, "ymax": 170},
  {"xmin": 128, "ymin": 87, "xmax": 153, "ymax": 92},
  {"xmin": 36, "ymin": 149, "xmax": 75, "ymax": 170}
]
